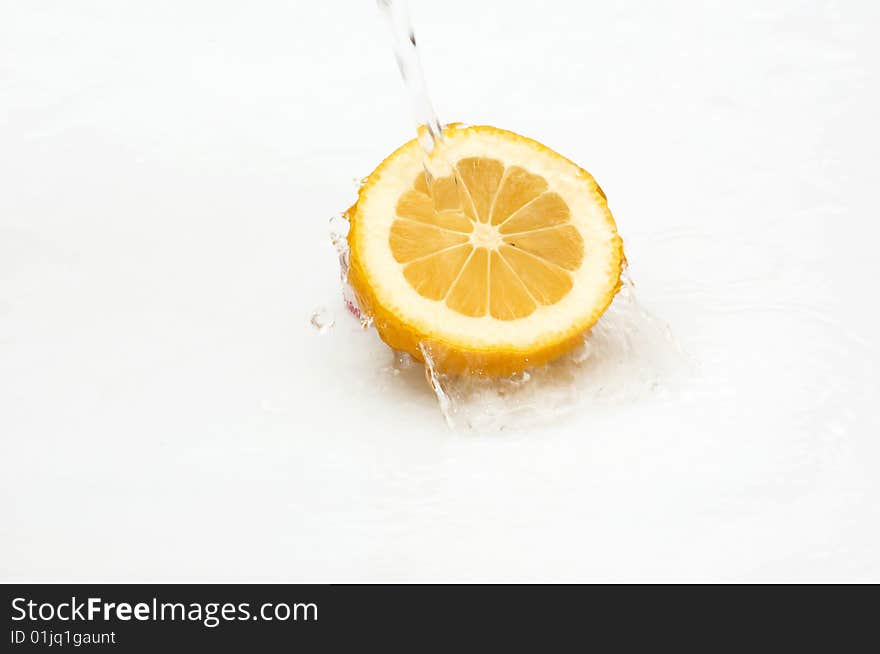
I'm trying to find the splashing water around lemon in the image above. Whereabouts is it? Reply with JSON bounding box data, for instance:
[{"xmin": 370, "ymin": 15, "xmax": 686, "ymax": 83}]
[{"xmin": 327, "ymin": 1, "xmax": 683, "ymax": 427}]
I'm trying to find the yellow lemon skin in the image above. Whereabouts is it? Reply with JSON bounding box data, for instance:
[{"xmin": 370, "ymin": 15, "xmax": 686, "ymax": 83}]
[{"xmin": 346, "ymin": 125, "xmax": 625, "ymax": 377}]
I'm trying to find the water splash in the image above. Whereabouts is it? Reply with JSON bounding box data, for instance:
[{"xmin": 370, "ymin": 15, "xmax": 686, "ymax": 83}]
[
  {"xmin": 387, "ymin": 349, "xmax": 418, "ymax": 375},
  {"xmin": 418, "ymin": 277, "xmax": 690, "ymax": 431},
  {"xmin": 328, "ymin": 212, "xmax": 362, "ymax": 323},
  {"xmin": 328, "ymin": 213, "xmax": 349, "ymax": 250},
  {"xmin": 327, "ymin": 203, "xmax": 687, "ymax": 429},
  {"xmin": 419, "ymin": 342, "xmax": 454, "ymax": 429},
  {"xmin": 310, "ymin": 307, "xmax": 335, "ymax": 334},
  {"xmin": 324, "ymin": 1, "xmax": 690, "ymax": 430}
]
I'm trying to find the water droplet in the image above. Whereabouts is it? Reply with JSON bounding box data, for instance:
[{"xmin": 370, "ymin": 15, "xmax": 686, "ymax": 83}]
[
  {"xmin": 571, "ymin": 341, "xmax": 592, "ymax": 364},
  {"xmin": 391, "ymin": 349, "xmax": 416, "ymax": 372},
  {"xmin": 310, "ymin": 307, "xmax": 335, "ymax": 333},
  {"xmin": 507, "ymin": 371, "xmax": 531, "ymax": 385},
  {"xmin": 329, "ymin": 214, "xmax": 350, "ymax": 249}
]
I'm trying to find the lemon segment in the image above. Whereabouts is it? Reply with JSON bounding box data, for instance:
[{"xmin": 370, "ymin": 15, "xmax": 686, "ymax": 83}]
[{"xmin": 347, "ymin": 125, "xmax": 625, "ymax": 376}]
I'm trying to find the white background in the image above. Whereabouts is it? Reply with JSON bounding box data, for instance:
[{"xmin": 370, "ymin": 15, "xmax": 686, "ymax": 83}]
[{"xmin": 2, "ymin": 0, "xmax": 879, "ymax": 581}]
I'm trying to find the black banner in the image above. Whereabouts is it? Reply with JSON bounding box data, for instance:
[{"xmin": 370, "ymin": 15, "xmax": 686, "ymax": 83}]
[{"xmin": 2, "ymin": 584, "xmax": 875, "ymax": 650}]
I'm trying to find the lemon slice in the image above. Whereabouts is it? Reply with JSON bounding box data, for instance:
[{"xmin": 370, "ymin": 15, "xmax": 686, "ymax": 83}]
[{"xmin": 347, "ymin": 125, "xmax": 625, "ymax": 375}]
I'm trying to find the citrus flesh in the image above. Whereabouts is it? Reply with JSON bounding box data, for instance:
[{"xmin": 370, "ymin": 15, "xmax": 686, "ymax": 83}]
[{"xmin": 347, "ymin": 125, "xmax": 625, "ymax": 376}]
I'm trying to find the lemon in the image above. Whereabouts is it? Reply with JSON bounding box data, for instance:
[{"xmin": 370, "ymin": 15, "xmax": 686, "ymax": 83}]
[{"xmin": 347, "ymin": 125, "xmax": 625, "ymax": 376}]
